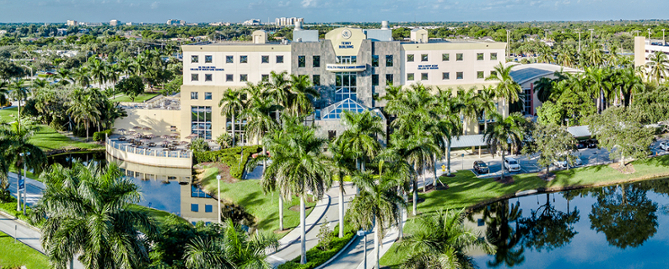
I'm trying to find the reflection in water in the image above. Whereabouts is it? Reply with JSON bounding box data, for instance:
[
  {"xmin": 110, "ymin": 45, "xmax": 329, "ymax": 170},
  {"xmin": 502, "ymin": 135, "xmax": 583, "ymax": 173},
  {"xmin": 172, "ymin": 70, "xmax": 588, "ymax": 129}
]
[{"xmin": 470, "ymin": 178, "xmax": 669, "ymax": 269}]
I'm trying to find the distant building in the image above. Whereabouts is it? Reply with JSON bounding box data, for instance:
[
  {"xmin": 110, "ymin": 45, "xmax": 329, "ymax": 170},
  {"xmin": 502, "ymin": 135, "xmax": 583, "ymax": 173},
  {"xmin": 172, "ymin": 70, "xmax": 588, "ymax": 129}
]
[
  {"xmin": 209, "ymin": 22, "xmax": 231, "ymax": 26},
  {"xmin": 56, "ymin": 28, "xmax": 68, "ymax": 35},
  {"xmin": 126, "ymin": 22, "xmax": 135, "ymax": 26},
  {"xmin": 275, "ymin": 17, "xmax": 304, "ymax": 27},
  {"xmin": 167, "ymin": 19, "xmax": 186, "ymax": 26},
  {"xmin": 66, "ymin": 20, "xmax": 77, "ymax": 26},
  {"xmin": 0, "ymin": 30, "xmax": 6, "ymax": 36},
  {"xmin": 110, "ymin": 20, "xmax": 120, "ymax": 26},
  {"xmin": 508, "ymin": 63, "xmax": 581, "ymax": 116},
  {"xmin": 634, "ymin": 36, "xmax": 669, "ymax": 81},
  {"xmin": 242, "ymin": 19, "xmax": 261, "ymax": 26}
]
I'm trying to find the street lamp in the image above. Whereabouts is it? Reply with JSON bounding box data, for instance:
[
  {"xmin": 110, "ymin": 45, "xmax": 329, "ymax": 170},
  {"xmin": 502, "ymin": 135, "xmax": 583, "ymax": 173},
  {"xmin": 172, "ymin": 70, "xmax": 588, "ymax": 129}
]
[
  {"xmin": 23, "ymin": 152, "xmax": 29, "ymax": 215},
  {"xmin": 17, "ymin": 153, "xmax": 22, "ymax": 212},
  {"xmin": 357, "ymin": 230, "xmax": 369, "ymax": 269},
  {"xmin": 662, "ymin": 29, "xmax": 666, "ymax": 45},
  {"xmin": 216, "ymin": 175, "xmax": 221, "ymax": 224},
  {"xmin": 648, "ymin": 28, "xmax": 652, "ymax": 42}
]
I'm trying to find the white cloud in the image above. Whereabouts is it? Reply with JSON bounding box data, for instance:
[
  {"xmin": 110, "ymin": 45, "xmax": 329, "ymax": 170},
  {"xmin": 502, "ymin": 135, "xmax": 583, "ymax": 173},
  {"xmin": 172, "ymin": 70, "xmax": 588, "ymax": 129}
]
[
  {"xmin": 302, "ymin": 0, "xmax": 316, "ymax": 8},
  {"xmin": 150, "ymin": 1, "xmax": 158, "ymax": 9},
  {"xmin": 278, "ymin": 1, "xmax": 290, "ymax": 7}
]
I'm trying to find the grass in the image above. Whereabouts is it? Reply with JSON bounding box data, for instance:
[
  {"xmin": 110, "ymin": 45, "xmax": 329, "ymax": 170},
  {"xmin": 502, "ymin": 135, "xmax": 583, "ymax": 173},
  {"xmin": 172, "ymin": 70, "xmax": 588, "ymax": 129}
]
[
  {"xmin": 129, "ymin": 204, "xmax": 190, "ymax": 226},
  {"xmin": 380, "ymin": 154, "xmax": 669, "ymax": 267},
  {"xmin": 198, "ymin": 165, "xmax": 317, "ymax": 236},
  {"xmin": 111, "ymin": 93, "xmax": 159, "ymax": 103},
  {"xmin": 29, "ymin": 125, "xmax": 103, "ymax": 152},
  {"xmin": 0, "ymin": 231, "xmax": 50, "ymax": 269},
  {"xmin": 0, "ymin": 107, "xmax": 18, "ymax": 123}
]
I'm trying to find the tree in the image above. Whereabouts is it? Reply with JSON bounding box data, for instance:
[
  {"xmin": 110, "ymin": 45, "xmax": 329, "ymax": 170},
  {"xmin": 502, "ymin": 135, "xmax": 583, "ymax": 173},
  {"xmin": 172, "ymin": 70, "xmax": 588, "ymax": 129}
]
[
  {"xmin": 288, "ymin": 74, "xmax": 319, "ymax": 116},
  {"xmin": 9, "ymin": 79, "xmax": 30, "ymax": 132},
  {"xmin": 35, "ymin": 162, "xmax": 157, "ymax": 269},
  {"xmin": 526, "ymin": 123, "xmax": 577, "ymax": 176},
  {"xmin": 67, "ymin": 88, "xmax": 102, "ymax": 140},
  {"xmin": 338, "ymin": 110, "xmax": 384, "ymax": 172},
  {"xmin": 483, "ymin": 113, "xmax": 526, "ymax": 180},
  {"xmin": 348, "ymin": 170, "xmax": 405, "ymax": 269},
  {"xmin": 243, "ymin": 94, "xmax": 279, "ymax": 174},
  {"xmin": 329, "ymin": 138, "xmax": 356, "ymax": 238},
  {"xmin": 588, "ymin": 107, "xmax": 654, "ymax": 167},
  {"xmin": 486, "ymin": 63, "xmax": 523, "ymax": 107},
  {"xmin": 89, "ymin": 59, "xmax": 108, "ymax": 88},
  {"xmin": 0, "ymin": 123, "xmax": 46, "ymax": 206},
  {"xmin": 646, "ymin": 51, "xmax": 669, "ymax": 83},
  {"xmin": 396, "ymin": 209, "xmax": 494, "ymax": 269},
  {"xmin": 534, "ymin": 77, "xmax": 554, "ymax": 103},
  {"xmin": 219, "ymin": 88, "xmax": 245, "ymax": 147},
  {"xmin": 261, "ymin": 116, "xmax": 331, "ymax": 264},
  {"xmin": 115, "ymin": 76, "xmax": 144, "ymax": 102},
  {"xmin": 183, "ymin": 219, "xmax": 278, "ymax": 269},
  {"xmin": 519, "ymin": 193, "xmax": 580, "ymax": 252},
  {"xmin": 536, "ymin": 101, "xmax": 564, "ymax": 126}
]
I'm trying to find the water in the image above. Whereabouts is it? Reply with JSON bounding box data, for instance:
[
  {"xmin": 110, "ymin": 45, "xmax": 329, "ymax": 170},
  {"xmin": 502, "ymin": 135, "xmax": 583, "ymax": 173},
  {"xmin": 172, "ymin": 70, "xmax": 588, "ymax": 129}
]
[
  {"xmin": 470, "ymin": 179, "xmax": 669, "ymax": 269},
  {"xmin": 48, "ymin": 151, "xmax": 219, "ymax": 225}
]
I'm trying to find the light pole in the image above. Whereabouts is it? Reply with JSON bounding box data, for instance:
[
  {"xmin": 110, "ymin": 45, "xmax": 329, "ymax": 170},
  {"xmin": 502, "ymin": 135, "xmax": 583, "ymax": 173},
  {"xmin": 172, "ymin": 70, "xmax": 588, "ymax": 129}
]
[
  {"xmin": 576, "ymin": 31, "xmax": 582, "ymax": 53},
  {"xmin": 357, "ymin": 230, "xmax": 368, "ymax": 269},
  {"xmin": 589, "ymin": 29, "xmax": 594, "ymax": 44},
  {"xmin": 17, "ymin": 153, "xmax": 22, "ymax": 212},
  {"xmin": 217, "ymin": 175, "xmax": 221, "ymax": 224},
  {"xmin": 23, "ymin": 152, "xmax": 29, "ymax": 215},
  {"xmin": 648, "ymin": 28, "xmax": 652, "ymax": 42},
  {"xmin": 506, "ymin": 30, "xmax": 511, "ymax": 59},
  {"xmin": 662, "ymin": 29, "xmax": 666, "ymax": 45}
]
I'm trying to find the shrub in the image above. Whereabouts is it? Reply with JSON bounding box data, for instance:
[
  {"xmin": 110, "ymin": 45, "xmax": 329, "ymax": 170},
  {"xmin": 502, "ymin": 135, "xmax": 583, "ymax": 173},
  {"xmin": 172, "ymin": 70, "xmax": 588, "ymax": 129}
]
[
  {"xmin": 194, "ymin": 145, "xmax": 261, "ymax": 179},
  {"xmin": 278, "ymin": 224, "xmax": 356, "ymax": 269},
  {"xmin": 93, "ymin": 129, "xmax": 113, "ymax": 141}
]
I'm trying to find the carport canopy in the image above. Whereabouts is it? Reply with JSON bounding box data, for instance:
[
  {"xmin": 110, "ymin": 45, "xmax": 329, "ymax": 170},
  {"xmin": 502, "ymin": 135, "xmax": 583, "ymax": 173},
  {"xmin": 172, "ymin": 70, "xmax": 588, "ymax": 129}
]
[{"xmin": 449, "ymin": 134, "xmax": 487, "ymax": 148}]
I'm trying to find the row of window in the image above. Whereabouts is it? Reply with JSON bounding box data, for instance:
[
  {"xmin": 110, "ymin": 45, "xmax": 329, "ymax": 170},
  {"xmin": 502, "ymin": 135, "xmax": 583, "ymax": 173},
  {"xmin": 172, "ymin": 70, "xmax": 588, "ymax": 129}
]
[
  {"xmin": 191, "ymin": 73, "xmax": 322, "ymax": 86},
  {"xmin": 406, "ymin": 52, "xmax": 498, "ymax": 62},
  {"xmin": 407, "ymin": 71, "xmax": 496, "ymax": 81},
  {"xmin": 190, "ymin": 92, "xmax": 213, "ymax": 100},
  {"xmin": 191, "ymin": 204, "xmax": 214, "ymax": 213},
  {"xmin": 191, "ymin": 55, "xmax": 286, "ymax": 64},
  {"xmin": 371, "ymin": 74, "xmax": 394, "ymax": 86}
]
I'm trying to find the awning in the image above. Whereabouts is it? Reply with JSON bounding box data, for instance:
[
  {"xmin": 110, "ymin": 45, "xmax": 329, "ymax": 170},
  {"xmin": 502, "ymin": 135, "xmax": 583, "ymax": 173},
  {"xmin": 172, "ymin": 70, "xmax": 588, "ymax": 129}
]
[{"xmin": 449, "ymin": 134, "xmax": 487, "ymax": 148}]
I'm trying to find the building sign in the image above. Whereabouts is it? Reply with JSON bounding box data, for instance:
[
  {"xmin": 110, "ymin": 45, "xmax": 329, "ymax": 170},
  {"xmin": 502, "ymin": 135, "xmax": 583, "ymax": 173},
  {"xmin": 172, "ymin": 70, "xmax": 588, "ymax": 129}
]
[
  {"xmin": 190, "ymin": 66, "xmax": 224, "ymax": 71},
  {"xmin": 326, "ymin": 64, "xmax": 366, "ymax": 72},
  {"xmin": 339, "ymin": 42, "xmax": 354, "ymax": 49},
  {"xmin": 341, "ymin": 29, "xmax": 352, "ymax": 39},
  {"xmin": 418, "ymin": 65, "xmax": 439, "ymax": 70}
]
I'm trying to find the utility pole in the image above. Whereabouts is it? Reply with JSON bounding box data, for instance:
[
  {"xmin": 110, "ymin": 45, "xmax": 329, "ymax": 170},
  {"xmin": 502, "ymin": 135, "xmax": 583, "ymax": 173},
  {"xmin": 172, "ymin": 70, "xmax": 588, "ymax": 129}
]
[
  {"xmin": 217, "ymin": 175, "xmax": 221, "ymax": 224},
  {"xmin": 648, "ymin": 28, "xmax": 652, "ymax": 42},
  {"xmin": 663, "ymin": 29, "xmax": 666, "ymax": 45},
  {"xmin": 589, "ymin": 29, "xmax": 594, "ymax": 43},
  {"xmin": 576, "ymin": 30, "xmax": 582, "ymax": 53},
  {"xmin": 506, "ymin": 30, "xmax": 511, "ymax": 58}
]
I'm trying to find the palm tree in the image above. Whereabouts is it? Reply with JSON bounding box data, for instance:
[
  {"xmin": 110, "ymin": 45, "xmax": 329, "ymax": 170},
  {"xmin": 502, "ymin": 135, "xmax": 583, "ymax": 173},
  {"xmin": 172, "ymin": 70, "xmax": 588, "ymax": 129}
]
[
  {"xmin": 534, "ymin": 77, "xmax": 554, "ymax": 103},
  {"xmin": 434, "ymin": 88, "xmax": 464, "ymax": 177},
  {"xmin": 483, "ymin": 112, "xmax": 526, "ymax": 180},
  {"xmin": 0, "ymin": 81, "xmax": 9, "ymax": 109},
  {"xmin": 261, "ymin": 117, "xmax": 331, "ymax": 264},
  {"xmin": 486, "ymin": 63, "xmax": 523, "ymax": 112},
  {"xmin": 72, "ymin": 66, "xmax": 91, "ymax": 88},
  {"xmin": 219, "ymin": 88, "xmax": 245, "ymax": 147},
  {"xmin": 0, "ymin": 123, "xmax": 46, "ymax": 211},
  {"xmin": 56, "ymin": 68, "xmax": 72, "ymax": 86},
  {"xmin": 288, "ymin": 74, "xmax": 319, "ymax": 116},
  {"xmin": 264, "ymin": 71, "xmax": 291, "ymax": 114},
  {"xmin": 338, "ymin": 110, "xmax": 385, "ymax": 172},
  {"xmin": 35, "ymin": 162, "xmax": 157, "ymax": 269},
  {"xmin": 348, "ymin": 170, "xmax": 405, "ymax": 269},
  {"xmin": 477, "ymin": 86, "xmax": 497, "ymax": 132},
  {"xmin": 243, "ymin": 95, "xmax": 279, "ymax": 173},
  {"xmin": 89, "ymin": 59, "xmax": 108, "ymax": 88},
  {"xmin": 396, "ymin": 209, "xmax": 494, "ymax": 269},
  {"xmin": 537, "ymin": 45, "xmax": 553, "ymax": 64},
  {"xmin": 329, "ymin": 138, "xmax": 356, "ymax": 238},
  {"xmin": 67, "ymin": 88, "xmax": 102, "ymax": 141},
  {"xmin": 456, "ymin": 87, "xmax": 480, "ymax": 135},
  {"xmin": 183, "ymin": 219, "xmax": 278, "ymax": 269},
  {"xmin": 9, "ymin": 79, "xmax": 30, "ymax": 132},
  {"xmin": 646, "ymin": 50, "xmax": 669, "ymax": 83}
]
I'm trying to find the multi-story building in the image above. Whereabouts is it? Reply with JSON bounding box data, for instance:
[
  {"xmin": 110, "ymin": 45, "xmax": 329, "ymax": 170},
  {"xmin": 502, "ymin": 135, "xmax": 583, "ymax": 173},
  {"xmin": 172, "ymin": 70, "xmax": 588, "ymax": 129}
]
[
  {"xmin": 177, "ymin": 21, "xmax": 507, "ymax": 142},
  {"xmin": 167, "ymin": 19, "xmax": 186, "ymax": 26},
  {"xmin": 110, "ymin": 20, "xmax": 120, "ymax": 26},
  {"xmin": 66, "ymin": 20, "xmax": 77, "ymax": 26},
  {"xmin": 275, "ymin": 17, "xmax": 304, "ymax": 27},
  {"xmin": 634, "ymin": 36, "xmax": 669, "ymax": 81}
]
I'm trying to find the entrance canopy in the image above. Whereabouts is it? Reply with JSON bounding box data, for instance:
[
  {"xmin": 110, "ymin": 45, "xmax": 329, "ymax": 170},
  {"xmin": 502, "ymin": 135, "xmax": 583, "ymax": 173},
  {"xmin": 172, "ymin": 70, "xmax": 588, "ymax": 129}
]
[{"xmin": 449, "ymin": 134, "xmax": 487, "ymax": 148}]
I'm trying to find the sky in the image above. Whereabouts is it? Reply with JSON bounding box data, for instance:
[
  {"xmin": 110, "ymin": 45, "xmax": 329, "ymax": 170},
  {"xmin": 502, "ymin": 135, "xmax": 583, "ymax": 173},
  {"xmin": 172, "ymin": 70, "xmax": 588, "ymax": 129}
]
[{"xmin": 0, "ymin": 0, "xmax": 668, "ymax": 24}]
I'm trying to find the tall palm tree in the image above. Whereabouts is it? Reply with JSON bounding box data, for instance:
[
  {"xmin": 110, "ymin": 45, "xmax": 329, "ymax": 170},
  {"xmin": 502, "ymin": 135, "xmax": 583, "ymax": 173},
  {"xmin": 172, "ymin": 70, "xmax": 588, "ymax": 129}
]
[
  {"xmin": 534, "ymin": 77, "xmax": 554, "ymax": 103},
  {"xmin": 329, "ymin": 138, "xmax": 357, "ymax": 238},
  {"xmin": 35, "ymin": 162, "xmax": 157, "ymax": 269},
  {"xmin": 288, "ymin": 74, "xmax": 319, "ymax": 116},
  {"xmin": 486, "ymin": 63, "xmax": 523, "ymax": 112},
  {"xmin": 434, "ymin": 88, "xmax": 464, "ymax": 177},
  {"xmin": 243, "ymin": 95, "xmax": 279, "ymax": 173},
  {"xmin": 456, "ymin": 87, "xmax": 480, "ymax": 135},
  {"xmin": 67, "ymin": 88, "xmax": 102, "ymax": 141},
  {"xmin": 9, "ymin": 79, "xmax": 30, "ymax": 132},
  {"xmin": 646, "ymin": 50, "xmax": 669, "ymax": 83},
  {"xmin": 72, "ymin": 66, "xmax": 91, "ymax": 88},
  {"xmin": 348, "ymin": 170, "xmax": 405, "ymax": 269},
  {"xmin": 0, "ymin": 123, "xmax": 46, "ymax": 211},
  {"xmin": 89, "ymin": 59, "xmax": 108, "ymax": 88},
  {"xmin": 183, "ymin": 219, "xmax": 278, "ymax": 269},
  {"xmin": 483, "ymin": 112, "xmax": 526, "ymax": 180},
  {"xmin": 537, "ymin": 45, "xmax": 553, "ymax": 64},
  {"xmin": 396, "ymin": 209, "xmax": 494, "ymax": 269},
  {"xmin": 56, "ymin": 68, "xmax": 72, "ymax": 86},
  {"xmin": 261, "ymin": 117, "xmax": 331, "ymax": 264},
  {"xmin": 219, "ymin": 88, "xmax": 245, "ymax": 147},
  {"xmin": 338, "ymin": 110, "xmax": 384, "ymax": 172},
  {"xmin": 263, "ymin": 71, "xmax": 291, "ymax": 115}
]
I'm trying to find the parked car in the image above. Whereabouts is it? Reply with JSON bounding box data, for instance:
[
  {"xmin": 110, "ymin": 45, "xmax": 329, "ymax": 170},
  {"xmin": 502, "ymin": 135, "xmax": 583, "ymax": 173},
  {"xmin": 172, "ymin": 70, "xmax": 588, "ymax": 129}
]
[
  {"xmin": 659, "ymin": 141, "xmax": 669, "ymax": 151},
  {"xmin": 587, "ymin": 139, "xmax": 598, "ymax": 149},
  {"xmin": 503, "ymin": 157, "xmax": 521, "ymax": 172},
  {"xmin": 473, "ymin": 160, "xmax": 489, "ymax": 174},
  {"xmin": 554, "ymin": 156, "xmax": 583, "ymax": 168},
  {"xmin": 576, "ymin": 141, "xmax": 587, "ymax": 149}
]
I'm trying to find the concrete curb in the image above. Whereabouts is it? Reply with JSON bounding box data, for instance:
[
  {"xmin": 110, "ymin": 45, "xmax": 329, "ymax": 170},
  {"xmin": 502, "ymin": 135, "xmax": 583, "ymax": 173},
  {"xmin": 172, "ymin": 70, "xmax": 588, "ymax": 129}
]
[
  {"xmin": 0, "ymin": 210, "xmax": 45, "ymax": 255},
  {"xmin": 314, "ymin": 234, "xmax": 358, "ymax": 269},
  {"xmin": 272, "ymin": 193, "xmax": 331, "ymax": 254}
]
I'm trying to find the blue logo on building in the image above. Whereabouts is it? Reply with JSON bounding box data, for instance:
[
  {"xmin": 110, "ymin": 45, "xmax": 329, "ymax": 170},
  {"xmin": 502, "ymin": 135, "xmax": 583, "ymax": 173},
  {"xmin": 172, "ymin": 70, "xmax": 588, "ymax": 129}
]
[
  {"xmin": 339, "ymin": 42, "xmax": 354, "ymax": 49},
  {"xmin": 190, "ymin": 66, "xmax": 224, "ymax": 71},
  {"xmin": 418, "ymin": 65, "xmax": 439, "ymax": 70}
]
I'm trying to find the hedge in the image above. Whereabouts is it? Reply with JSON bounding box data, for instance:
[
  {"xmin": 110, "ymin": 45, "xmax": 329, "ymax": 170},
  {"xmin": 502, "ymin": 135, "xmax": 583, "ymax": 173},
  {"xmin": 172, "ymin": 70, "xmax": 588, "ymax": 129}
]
[
  {"xmin": 93, "ymin": 129, "xmax": 113, "ymax": 141},
  {"xmin": 278, "ymin": 224, "xmax": 356, "ymax": 269},
  {"xmin": 194, "ymin": 145, "xmax": 262, "ymax": 179}
]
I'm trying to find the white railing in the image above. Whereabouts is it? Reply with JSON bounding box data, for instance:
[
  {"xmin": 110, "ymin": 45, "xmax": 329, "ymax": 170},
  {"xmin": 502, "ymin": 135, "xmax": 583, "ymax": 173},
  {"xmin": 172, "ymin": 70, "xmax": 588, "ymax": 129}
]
[{"xmin": 106, "ymin": 137, "xmax": 191, "ymax": 158}]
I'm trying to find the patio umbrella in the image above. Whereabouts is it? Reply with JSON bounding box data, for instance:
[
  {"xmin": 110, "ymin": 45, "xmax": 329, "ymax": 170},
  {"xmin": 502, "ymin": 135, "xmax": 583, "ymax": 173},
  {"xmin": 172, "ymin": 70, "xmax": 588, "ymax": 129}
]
[
  {"xmin": 143, "ymin": 127, "xmax": 152, "ymax": 131},
  {"xmin": 186, "ymin": 134, "xmax": 199, "ymax": 139},
  {"xmin": 161, "ymin": 134, "xmax": 171, "ymax": 139},
  {"xmin": 179, "ymin": 140, "xmax": 190, "ymax": 145},
  {"xmin": 170, "ymin": 132, "xmax": 180, "ymax": 138},
  {"xmin": 145, "ymin": 134, "xmax": 155, "ymax": 139},
  {"xmin": 126, "ymin": 130, "xmax": 136, "ymax": 134},
  {"xmin": 132, "ymin": 126, "xmax": 143, "ymax": 130},
  {"xmin": 117, "ymin": 128, "xmax": 126, "ymax": 134}
]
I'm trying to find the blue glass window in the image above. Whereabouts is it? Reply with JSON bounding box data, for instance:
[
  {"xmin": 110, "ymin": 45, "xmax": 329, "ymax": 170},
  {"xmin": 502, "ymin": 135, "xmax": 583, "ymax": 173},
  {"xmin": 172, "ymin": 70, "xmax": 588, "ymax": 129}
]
[
  {"xmin": 205, "ymin": 205, "xmax": 213, "ymax": 213},
  {"xmin": 191, "ymin": 204, "xmax": 199, "ymax": 212}
]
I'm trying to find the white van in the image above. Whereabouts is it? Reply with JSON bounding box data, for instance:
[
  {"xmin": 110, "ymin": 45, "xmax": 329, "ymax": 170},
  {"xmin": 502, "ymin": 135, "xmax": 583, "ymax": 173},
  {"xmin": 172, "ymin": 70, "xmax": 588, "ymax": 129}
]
[{"xmin": 504, "ymin": 156, "xmax": 521, "ymax": 172}]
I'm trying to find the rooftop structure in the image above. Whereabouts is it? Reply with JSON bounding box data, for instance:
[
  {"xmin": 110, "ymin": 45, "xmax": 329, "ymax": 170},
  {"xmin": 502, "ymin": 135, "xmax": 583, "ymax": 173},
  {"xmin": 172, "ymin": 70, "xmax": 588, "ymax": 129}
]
[{"xmin": 509, "ymin": 63, "xmax": 581, "ymax": 116}]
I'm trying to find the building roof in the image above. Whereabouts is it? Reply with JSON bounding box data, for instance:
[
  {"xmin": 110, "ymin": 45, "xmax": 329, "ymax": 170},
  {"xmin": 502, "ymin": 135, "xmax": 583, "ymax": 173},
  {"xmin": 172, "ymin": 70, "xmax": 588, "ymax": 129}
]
[
  {"xmin": 567, "ymin": 125, "xmax": 591, "ymax": 138},
  {"xmin": 509, "ymin": 63, "xmax": 581, "ymax": 85},
  {"xmin": 449, "ymin": 134, "xmax": 487, "ymax": 148}
]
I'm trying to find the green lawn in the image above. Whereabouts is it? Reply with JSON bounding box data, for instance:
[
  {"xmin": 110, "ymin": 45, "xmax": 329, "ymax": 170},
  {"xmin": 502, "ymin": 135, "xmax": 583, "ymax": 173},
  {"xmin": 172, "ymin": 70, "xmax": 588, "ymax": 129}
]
[
  {"xmin": 0, "ymin": 107, "xmax": 18, "ymax": 123},
  {"xmin": 111, "ymin": 93, "xmax": 159, "ymax": 103},
  {"xmin": 0, "ymin": 231, "xmax": 50, "ymax": 269},
  {"xmin": 380, "ymin": 155, "xmax": 669, "ymax": 267},
  {"xmin": 198, "ymin": 166, "xmax": 317, "ymax": 236},
  {"xmin": 29, "ymin": 125, "xmax": 103, "ymax": 152},
  {"xmin": 129, "ymin": 204, "xmax": 190, "ymax": 226}
]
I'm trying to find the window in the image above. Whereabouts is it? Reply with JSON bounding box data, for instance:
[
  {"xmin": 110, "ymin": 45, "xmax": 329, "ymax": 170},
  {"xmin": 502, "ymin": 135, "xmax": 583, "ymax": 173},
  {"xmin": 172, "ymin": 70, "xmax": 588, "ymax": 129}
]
[
  {"xmin": 262, "ymin": 74, "xmax": 269, "ymax": 81},
  {"xmin": 372, "ymin": 55, "xmax": 379, "ymax": 67},
  {"xmin": 491, "ymin": 53, "xmax": 498, "ymax": 60},
  {"xmin": 276, "ymin": 55, "xmax": 284, "ymax": 63},
  {"xmin": 313, "ymin": 75, "xmax": 320, "ymax": 86},
  {"xmin": 191, "ymin": 106, "xmax": 212, "ymax": 139},
  {"xmin": 335, "ymin": 72, "xmax": 357, "ymax": 101},
  {"xmin": 456, "ymin": 72, "xmax": 463, "ymax": 80},
  {"xmin": 421, "ymin": 73, "xmax": 428, "ymax": 80},
  {"xmin": 442, "ymin": 72, "xmax": 450, "ymax": 80},
  {"xmin": 421, "ymin": 54, "xmax": 428, "ymax": 62},
  {"xmin": 204, "ymin": 74, "xmax": 212, "ymax": 81},
  {"xmin": 226, "ymin": 55, "xmax": 233, "ymax": 63},
  {"xmin": 204, "ymin": 92, "xmax": 212, "ymax": 100},
  {"xmin": 313, "ymin": 55, "xmax": 320, "ymax": 67},
  {"xmin": 385, "ymin": 55, "xmax": 393, "ymax": 67},
  {"xmin": 477, "ymin": 71, "xmax": 484, "ymax": 79},
  {"xmin": 190, "ymin": 92, "xmax": 198, "ymax": 100},
  {"xmin": 205, "ymin": 55, "xmax": 213, "ymax": 63},
  {"xmin": 372, "ymin": 74, "xmax": 379, "ymax": 86},
  {"xmin": 191, "ymin": 74, "xmax": 199, "ymax": 81},
  {"xmin": 298, "ymin": 56, "xmax": 305, "ymax": 67},
  {"xmin": 226, "ymin": 74, "xmax": 233, "ymax": 82},
  {"xmin": 240, "ymin": 74, "xmax": 248, "ymax": 82},
  {"xmin": 407, "ymin": 54, "xmax": 414, "ymax": 62},
  {"xmin": 491, "ymin": 70, "xmax": 497, "ymax": 77},
  {"xmin": 407, "ymin": 73, "xmax": 414, "ymax": 81},
  {"xmin": 261, "ymin": 55, "xmax": 269, "ymax": 63},
  {"xmin": 240, "ymin": 55, "xmax": 248, "ymax": 63},
  {"xmin": 191, "ymin": 185, "xmax": 211, "ymax": 198},
  {"xmin": 442, "ymin": 53, "xmax": 450, "ymax": 61},
  {"xmin": 336, "ymin": 56, "xmax": 356, "ymax": 64},
  {"xmin": 477, "ymin": 53, "xmax": 484, "ymax": 61},
  {"xmin": 205, "ymin": 205, "xmax": 213, "ymax": 213},
  {"xmin": 191, "ymin": 55, "xmax": 199, "ymax": 63},
  {"xmin": 456, "ymin": 53, "xmax": 463, "ymax": 61},
  {"xmin": 191, "ymin": 204, "xmax": 199, "ymax": 212},
  {"xmin": 386, "ymin": 74, "xmax": 393, "ymax": 85}
]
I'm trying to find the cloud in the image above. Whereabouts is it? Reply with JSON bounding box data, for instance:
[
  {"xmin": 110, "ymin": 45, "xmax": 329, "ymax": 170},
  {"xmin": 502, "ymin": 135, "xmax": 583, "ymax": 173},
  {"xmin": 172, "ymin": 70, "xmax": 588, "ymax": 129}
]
[
  {"xmin": 150, "ymin": 1, "xmax": 158, "ymax": 9},
  {"xmin": 302, "ymin": 0, "xmax": 316, "ymax": 8},
  {"xmin": 278, "ymin": 1, "xmax": 290, "ymax": 7}
]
